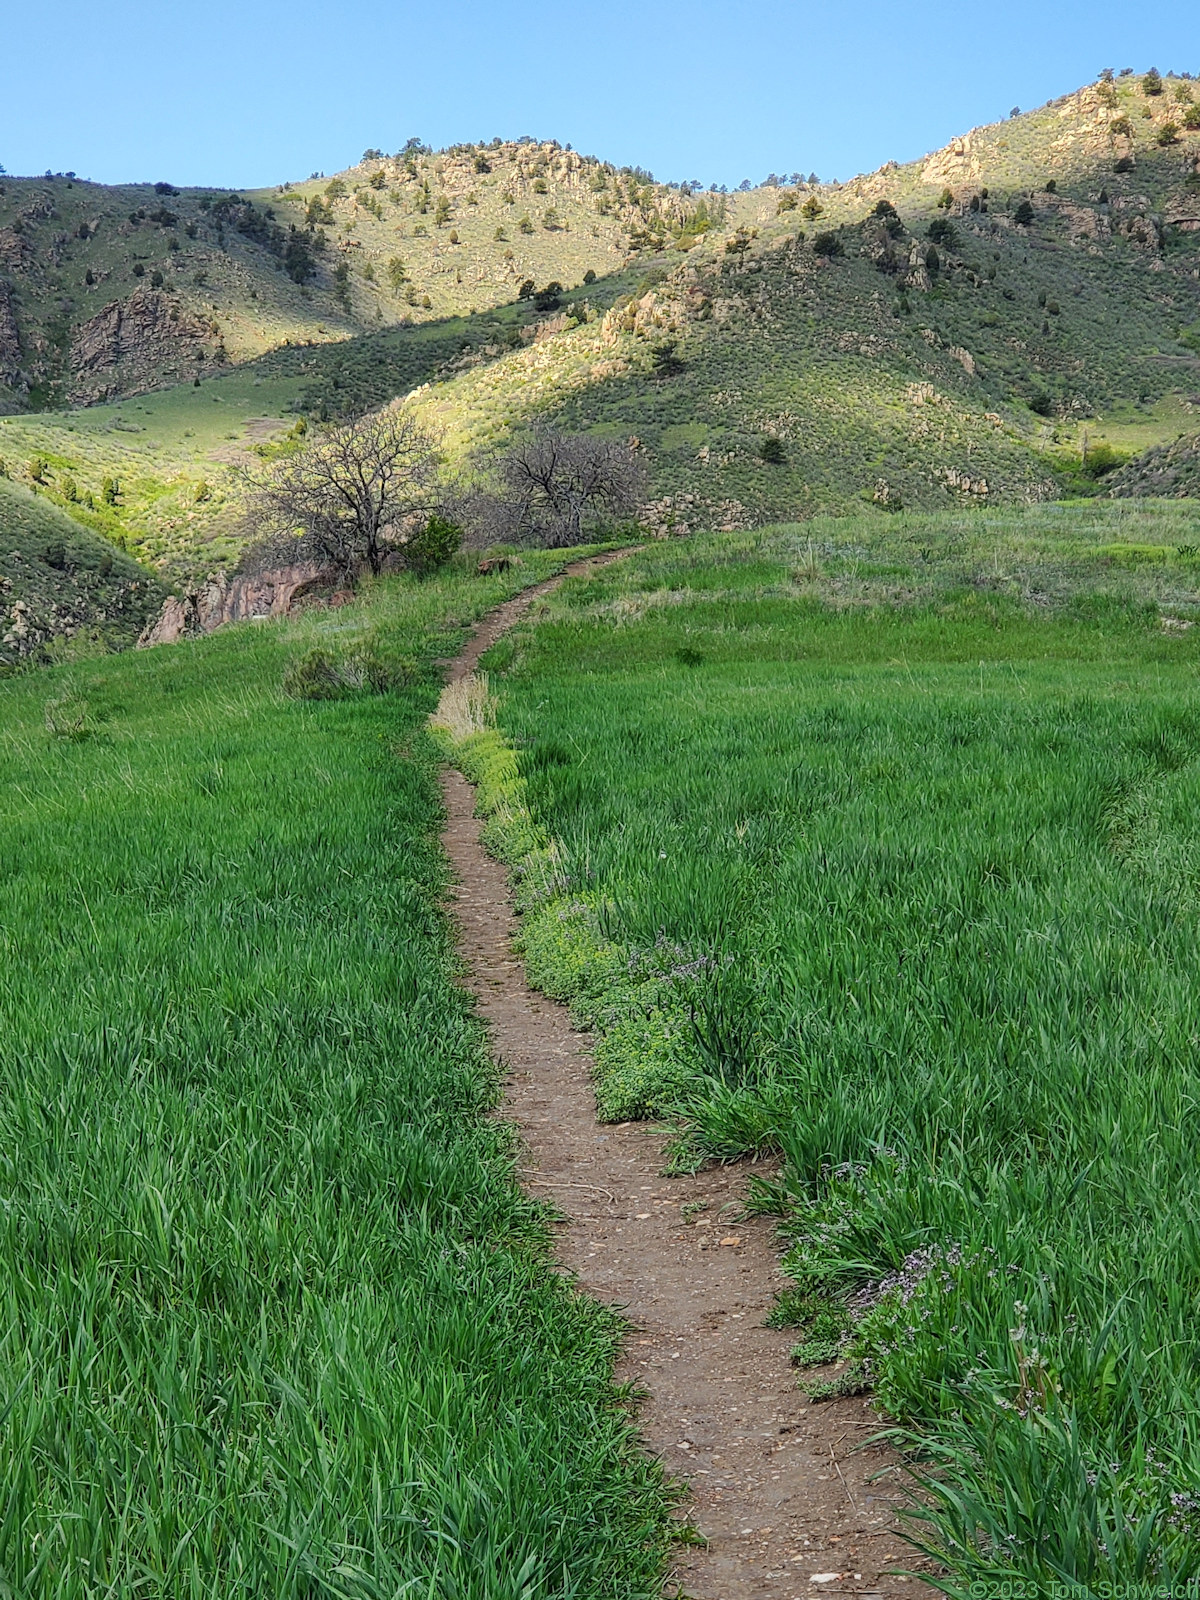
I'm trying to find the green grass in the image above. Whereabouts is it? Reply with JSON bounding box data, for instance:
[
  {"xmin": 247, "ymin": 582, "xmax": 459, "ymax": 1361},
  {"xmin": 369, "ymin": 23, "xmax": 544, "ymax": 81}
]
[
  {"xmin": 457, "ymin": 503, "xmax": 1200, "ymax": 1585},
  {"xmin": 0, "ymin": 549, "xmax": 673, "ymax": 1597}
]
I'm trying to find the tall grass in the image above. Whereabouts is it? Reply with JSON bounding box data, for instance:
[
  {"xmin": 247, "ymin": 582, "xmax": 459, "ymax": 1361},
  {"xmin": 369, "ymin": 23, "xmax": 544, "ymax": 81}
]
[
  {"xmin": 483, "ymin": 508, "xmax": 1200, "ymax": 1585},
  {"xmin": 0, "ymin": 552, "xmax": 672, "ymax": 1597}
]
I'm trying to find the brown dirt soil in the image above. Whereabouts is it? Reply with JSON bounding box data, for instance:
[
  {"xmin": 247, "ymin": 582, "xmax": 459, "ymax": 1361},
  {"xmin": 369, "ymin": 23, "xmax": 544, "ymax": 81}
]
[{"xmin": 440, "ymin": 554, "xmax": 936, "ymax": 1599}]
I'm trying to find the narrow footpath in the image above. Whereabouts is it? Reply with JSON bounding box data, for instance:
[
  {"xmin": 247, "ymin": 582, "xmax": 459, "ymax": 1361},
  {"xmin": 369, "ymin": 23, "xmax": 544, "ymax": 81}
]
[{"xmin": 440, "ymin": 555, "xmax": 926, "ymax": 1599}]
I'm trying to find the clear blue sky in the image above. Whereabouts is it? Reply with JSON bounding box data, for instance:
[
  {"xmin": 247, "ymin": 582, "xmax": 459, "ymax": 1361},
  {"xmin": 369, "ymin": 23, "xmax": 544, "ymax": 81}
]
[{"xmin": 4, "ymin": 2, "xmax": 1198, "ymax": 190}]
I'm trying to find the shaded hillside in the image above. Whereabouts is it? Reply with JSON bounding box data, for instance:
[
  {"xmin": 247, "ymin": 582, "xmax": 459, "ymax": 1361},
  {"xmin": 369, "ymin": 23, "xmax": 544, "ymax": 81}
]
[
  {"xmin": 1108, "ymin": 430, "xmax": 1200, "ymax": 497},
  {"xmin": 0, "ymin": 477, "xmax": 164, "ymax": 666}
]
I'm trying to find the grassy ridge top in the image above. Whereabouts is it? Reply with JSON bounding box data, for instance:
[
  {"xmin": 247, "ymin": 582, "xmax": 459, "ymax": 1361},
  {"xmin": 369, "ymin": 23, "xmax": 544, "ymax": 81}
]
[
  {"xmin": 3, "ymin": 72, "xmax": 1197, "ymax": 413},
  {"xmin": 0, "ymin": 141, "xmax": 715, "ymax": 412}
]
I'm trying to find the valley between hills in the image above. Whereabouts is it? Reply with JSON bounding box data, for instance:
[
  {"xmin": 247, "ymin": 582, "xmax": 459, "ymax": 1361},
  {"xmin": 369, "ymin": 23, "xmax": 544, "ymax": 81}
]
[
  {"xmin": 1, "ymin": 66, "xmax": 1199, "ymax": 646},
  {"xmin": 8, "ymin": 64, "xmax": 1200, "ymax": 1598}
]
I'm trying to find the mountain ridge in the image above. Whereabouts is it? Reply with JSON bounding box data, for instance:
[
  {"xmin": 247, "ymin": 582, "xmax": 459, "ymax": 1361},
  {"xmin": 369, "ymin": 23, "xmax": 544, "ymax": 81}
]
[{"xmin": 0, "ymin": 68, "xmax": 1197, "ymax": 582}]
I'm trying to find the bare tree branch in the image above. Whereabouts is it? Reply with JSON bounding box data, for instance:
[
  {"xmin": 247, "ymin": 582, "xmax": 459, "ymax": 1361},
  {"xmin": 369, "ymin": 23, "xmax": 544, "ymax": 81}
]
[
  {"xmin": 245, "ymin": 406, "xmax": 442, "ymax": 578},
  {"xmin": 462, "ymin": 429, "xmax": 645, "ymax": 549}
]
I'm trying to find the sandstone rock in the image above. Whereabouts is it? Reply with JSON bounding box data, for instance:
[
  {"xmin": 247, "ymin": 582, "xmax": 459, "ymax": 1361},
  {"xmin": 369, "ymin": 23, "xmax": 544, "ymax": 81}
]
[
  {"xmin": 137, "ymin": 561, "xmax": 340, "ymax": 647},
  {"xmin": 69, "ymin": 288, "xmax": 218, "ymax": 405},
  {"xmin": 921, "ymin": 130, "xmax": 984, "ymax": 189}
]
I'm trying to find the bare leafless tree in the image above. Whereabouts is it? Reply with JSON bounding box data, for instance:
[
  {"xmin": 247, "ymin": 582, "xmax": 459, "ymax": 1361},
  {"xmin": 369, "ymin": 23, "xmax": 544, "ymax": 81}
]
[
  {"xmin": 486, "ymin": 429, "xmax": 646, "ymax": 548},
  {"xmin": 246, "ymin": 406, "xmax": 441, "ymax": 578}
]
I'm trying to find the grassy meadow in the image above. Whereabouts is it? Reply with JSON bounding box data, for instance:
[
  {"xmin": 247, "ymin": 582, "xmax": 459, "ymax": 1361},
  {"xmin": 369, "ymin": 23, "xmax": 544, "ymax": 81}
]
[
  {"xmin": 0, "ymin": 551, "xmax": 673, "ymax": 1597},
  {"xmin": 458, "ymin": 501, "xmax": 1200, "ymax": 1585}
]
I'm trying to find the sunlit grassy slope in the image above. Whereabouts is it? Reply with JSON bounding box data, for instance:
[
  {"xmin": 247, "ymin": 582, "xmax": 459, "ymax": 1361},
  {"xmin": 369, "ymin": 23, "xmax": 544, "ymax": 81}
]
[
  {"xmin": 465, "ymin": 501, "xmax": 1200, "ymax": 1584},
  {"xmin": 0, "ymin": 551, "xmax": 673, "ymax": 1597},
  {"xmin": 2, "ymin": 72, "xmax": 1198, "ymax": 579}
]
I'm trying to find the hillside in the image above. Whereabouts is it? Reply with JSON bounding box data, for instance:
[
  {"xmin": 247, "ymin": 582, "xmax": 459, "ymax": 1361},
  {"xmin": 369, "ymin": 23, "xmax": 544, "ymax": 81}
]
[
  {"xmin": 1, "ymin": 70, "xmax": 1198, "ymax": 575},
  {"xmin": 1109, "ymin": 428, "xmax": 1200, "ymax": 496},
  {"xmin": 408, "ymin": 74, "xmax": 1200, "ymax": 528},
  {"xmin": 0, "ymin": 143, "xmax": 716, "ymax": 412},
  {"xmin": 0, "ymin": 477, "xmax": 163, "ymax": 667}
]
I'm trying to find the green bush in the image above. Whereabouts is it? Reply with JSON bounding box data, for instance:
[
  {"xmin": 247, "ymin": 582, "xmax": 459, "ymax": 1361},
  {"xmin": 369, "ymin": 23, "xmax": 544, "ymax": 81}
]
[
  {"xmin": 283, "ymin": 638, "xmax": 416, "ymax": 699},
  {"xmin": 406, "ymin": 513, "xmax": 463, "ymax": 573}
]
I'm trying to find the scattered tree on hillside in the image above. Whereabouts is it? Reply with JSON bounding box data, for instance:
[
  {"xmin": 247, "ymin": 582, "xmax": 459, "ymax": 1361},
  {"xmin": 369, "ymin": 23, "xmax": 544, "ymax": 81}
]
[
  {"xmin": 759, "ymin": 437, "xmax": 786, "ymax": 464},
  {"xmin": 927, "ymin": 216, "xmax": 957, "ymax": 247},
  {"xmin": 284, "ymin": 227, "xmax": 318, "ymax": 283},
  {"xmin": 1142, "ymin": 68, "xmax": 1163, "ymax": 96},
  {"xmin": 247, "ymin": 407, "xmax": 441, "ymax": 577},
  {"xmin": 650, "ymin": 339, "xmax": 684, "ymax": 378},
  {"xmin": 812, "ymin": 230, "xmax": 843, "ymax": 258},
  {"xmin": 466, "ymin": 430, "xmax": 645, "ymax": 548},
  {"xmin": 1014, "ymin": 199, "xmax": 1035, "ymax": 226}
]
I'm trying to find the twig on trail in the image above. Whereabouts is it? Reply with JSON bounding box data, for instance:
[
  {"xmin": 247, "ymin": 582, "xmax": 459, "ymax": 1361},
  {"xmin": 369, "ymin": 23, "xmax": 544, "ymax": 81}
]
[
  {"xmin": 523, "ymin": 1177, "xmax": 617, "ymax": 1204},
  {"xmin": 830, "ymin": 1443, "xmax": 857, "ymax": 1510}
]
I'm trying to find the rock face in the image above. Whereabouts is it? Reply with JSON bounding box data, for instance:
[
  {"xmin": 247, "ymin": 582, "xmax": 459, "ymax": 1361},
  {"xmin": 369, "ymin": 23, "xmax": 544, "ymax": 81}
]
[
  {"xmin": 69, "ymin": 288, "xmax": 217, "ymax": 404},
  {"xmin": 0, "ymin": 280, "xmax": 26, "ymax": 400},
  {"xmin": 137, "ymin": 561, "xmax": 342, "ymax": 647}
]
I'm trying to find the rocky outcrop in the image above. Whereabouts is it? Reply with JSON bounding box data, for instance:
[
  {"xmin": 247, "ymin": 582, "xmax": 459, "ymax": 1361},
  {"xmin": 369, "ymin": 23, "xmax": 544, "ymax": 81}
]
[
  {"xmin": 137, "ymin": 561, "xmax": 344, "ymax": 647},
  {"xmin": 0, "ymin": 281, "xmax": 26, "ymax": 398},
  {"xmin": 921, "ymin": 130, "xmax": 985, "ymax": 190},
  {"xmin": 69, "ymin": 288, "xmax": 217, "ymax": 404},
  {"xmin": 0, "ymin": 228, "xmax": 35, "ymax": 274}
]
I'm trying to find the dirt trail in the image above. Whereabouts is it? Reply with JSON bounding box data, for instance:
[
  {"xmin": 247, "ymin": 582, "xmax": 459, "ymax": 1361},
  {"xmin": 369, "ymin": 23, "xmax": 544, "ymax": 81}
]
[{"xmin": 441, "ymin": 555, "xmax": 926, "ymax": 1599}]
